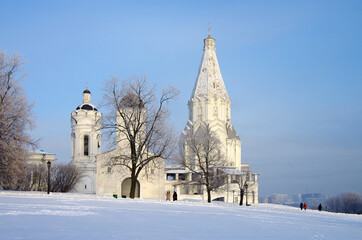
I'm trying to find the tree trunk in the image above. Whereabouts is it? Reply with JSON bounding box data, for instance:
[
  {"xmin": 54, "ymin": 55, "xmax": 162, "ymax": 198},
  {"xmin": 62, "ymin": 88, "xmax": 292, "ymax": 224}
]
[
  {"xmin": 239, "ymin": 189, "xmax": 244, "ymax": 206},
  {"xmin": 207, "ymin": 188, "xmax": 211, "ymax": 203},
  {"xmin": 129, "ymin": 170, "xmax": 137, "ymax": 199}
]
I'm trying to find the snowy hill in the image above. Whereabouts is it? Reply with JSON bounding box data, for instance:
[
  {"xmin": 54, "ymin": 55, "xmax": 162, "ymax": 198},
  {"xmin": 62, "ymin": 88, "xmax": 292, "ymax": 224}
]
[{"xmin": 0, "ymin": 191, "xmax": 361, "ymax": 240}]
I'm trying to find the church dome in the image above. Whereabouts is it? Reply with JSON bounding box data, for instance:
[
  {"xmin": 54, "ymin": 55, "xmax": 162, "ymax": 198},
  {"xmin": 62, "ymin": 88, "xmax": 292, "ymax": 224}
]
[
  {"xmin": 83, "ymin": 89, "xmax": 91, "ymax": 94},
  {"xmin": 76, "ymin": 103, "xmax": 98, "ymax": 111}
]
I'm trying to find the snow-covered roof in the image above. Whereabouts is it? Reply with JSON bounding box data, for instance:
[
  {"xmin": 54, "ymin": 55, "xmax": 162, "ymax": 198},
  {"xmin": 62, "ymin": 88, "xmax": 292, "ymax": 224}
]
[
  {"xmin": 165, "ymin": 169, "xmax": 190, "ymax": 174},
  {"xmin": 29, "ymin": 149, "xmax": 55, "ymax": 155},
  {"xmin": 220, "ymin": 168, "xmax": 246, "ymax": 175},
  {"xmin": 226, "ymin": 123, "xmax": 240, "ymax": 140}
]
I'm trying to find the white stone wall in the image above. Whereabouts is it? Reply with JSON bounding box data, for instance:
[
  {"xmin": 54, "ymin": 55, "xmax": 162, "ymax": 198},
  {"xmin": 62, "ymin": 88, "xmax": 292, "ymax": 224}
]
[{"xmin": 96, "ymin": 149, "xmax": 165, "ymax": 199}]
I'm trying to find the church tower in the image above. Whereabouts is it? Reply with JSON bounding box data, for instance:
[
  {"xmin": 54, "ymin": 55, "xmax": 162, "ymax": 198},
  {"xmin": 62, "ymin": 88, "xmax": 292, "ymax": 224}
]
[
  {"xmin": 71, "ymin": 87, "xmax": 102, "ymax": 193},
  {"xmin": 184, "ymin": 33, "xmax": 242, "ymax": 169}
]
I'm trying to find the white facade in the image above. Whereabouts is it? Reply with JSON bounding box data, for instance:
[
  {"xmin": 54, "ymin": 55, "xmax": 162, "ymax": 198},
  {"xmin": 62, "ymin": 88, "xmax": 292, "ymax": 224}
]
[
  {"xmin": 70, "ymin": 88, "xmax": 102, "ymax": 194},
  {"xmin": 96, "ymin": 149, "xmax": 165, "ymax": 199},
  {"xmin": 168, "ymin": 34, "xmax": 259, "ymax": 203}
]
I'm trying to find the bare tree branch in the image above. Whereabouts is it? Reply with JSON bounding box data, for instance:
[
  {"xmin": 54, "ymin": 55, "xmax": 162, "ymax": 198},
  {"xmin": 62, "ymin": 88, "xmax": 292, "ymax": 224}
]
[
  {"xmin": 101, "ymin": 75, "xmax": 179, "ymax": 198},
  {"xmin": 177, "ymin": 124, "xmax": 228, "ymax": 203}
]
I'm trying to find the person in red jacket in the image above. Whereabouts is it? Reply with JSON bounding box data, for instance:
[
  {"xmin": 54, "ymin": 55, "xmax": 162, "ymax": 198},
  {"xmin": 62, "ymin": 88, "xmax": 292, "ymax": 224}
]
[{"xmin": 304, "ymin": 202, "xmax": 307, "ymax": 210}]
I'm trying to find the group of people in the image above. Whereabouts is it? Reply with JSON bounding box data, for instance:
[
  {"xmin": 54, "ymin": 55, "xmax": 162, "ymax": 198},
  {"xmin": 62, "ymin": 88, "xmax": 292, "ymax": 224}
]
[
  {"xmin": 300, "ymin": 202, "xmax": 323, "ymax": 211},
  {"xmin": 300, "ymin": 202, "xmax": 307, "ymax": 210},
  {"xmin": 166, "ymin": 190, "xmax": 177, "ymax": 201}
]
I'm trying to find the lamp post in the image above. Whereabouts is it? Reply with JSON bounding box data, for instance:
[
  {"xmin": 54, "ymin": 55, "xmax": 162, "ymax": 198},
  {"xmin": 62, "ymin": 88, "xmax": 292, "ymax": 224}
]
[
  {"xmin": 245, "ymin": 183, "xmax": 249, "ymax": 206},
  {"xmin": 47, "ymin": 160, "xmax": 51, "ymax": 194}
]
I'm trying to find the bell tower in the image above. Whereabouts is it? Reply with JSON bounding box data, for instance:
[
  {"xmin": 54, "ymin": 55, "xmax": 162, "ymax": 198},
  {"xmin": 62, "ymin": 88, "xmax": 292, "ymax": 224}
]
[{"xmin": 71, "ymin": 87, "xmax": 102, "ymax": 193}]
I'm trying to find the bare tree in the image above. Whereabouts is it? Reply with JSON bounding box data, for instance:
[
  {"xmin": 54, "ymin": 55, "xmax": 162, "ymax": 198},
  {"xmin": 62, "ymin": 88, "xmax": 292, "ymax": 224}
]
[
  {"xmin": 29, "ymin": 163, "xmax": 82, "ymax": 192},
  {"xmin": 178, "ymin": 124, "xmax": 228, "ymax": 203},
  {"xmin": 102, "ymin": 75, "xmax": 179, "ymax": 198},
  {"xmin": 51, "ymin": 163, "xmax": 82, "ymax": 192},
  {"xmin": 0, "ymin": 52, "xmax": 36, "ymax": 189}
]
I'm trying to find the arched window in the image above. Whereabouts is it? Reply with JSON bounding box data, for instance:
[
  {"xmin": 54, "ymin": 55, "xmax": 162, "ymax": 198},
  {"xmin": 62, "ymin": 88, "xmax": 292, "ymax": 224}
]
[{"xmin": 84, "ymin": 135, "xmax": 89, "ymax": 156}]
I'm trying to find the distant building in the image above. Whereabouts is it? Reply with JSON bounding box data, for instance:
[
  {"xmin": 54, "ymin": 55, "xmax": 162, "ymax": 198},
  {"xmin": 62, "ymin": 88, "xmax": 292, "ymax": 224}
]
[
  {"xmin": 27, "ymin": 149, "xmax": 56, "ymax": 165},
  {"xmin": 268, "ymin": 194, "xmax": 288, "ymax": 204},
  {"xmin": 259, "ymin": 197, "xmax": 269, "ymax": 203},
  {"xmin": 302, "ymin": 193, "xmax": 327, "ymax": 207},
  {"xmin": 292, "ymin": 193, "xmax": 302, "ymax": 203}
]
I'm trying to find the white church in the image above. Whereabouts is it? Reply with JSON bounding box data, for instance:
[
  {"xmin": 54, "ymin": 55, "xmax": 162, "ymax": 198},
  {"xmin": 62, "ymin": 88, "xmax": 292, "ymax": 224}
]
[{"xmin": 70, "ymin": 34, "xmax": 259, "ymax": 203}]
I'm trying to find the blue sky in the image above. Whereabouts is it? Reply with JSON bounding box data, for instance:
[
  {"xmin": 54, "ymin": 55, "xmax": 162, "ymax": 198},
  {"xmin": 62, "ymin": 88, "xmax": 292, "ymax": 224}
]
[{"xmin": 1, "ymin": 0, "xmax": 361, "ymax": 196}]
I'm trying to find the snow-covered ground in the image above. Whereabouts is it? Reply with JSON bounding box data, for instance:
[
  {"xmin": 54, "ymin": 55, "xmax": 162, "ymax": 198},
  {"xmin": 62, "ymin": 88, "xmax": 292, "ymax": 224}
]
[{"xmin": 0, "ymin": 191, "xmax": 361, "ymax": 240}]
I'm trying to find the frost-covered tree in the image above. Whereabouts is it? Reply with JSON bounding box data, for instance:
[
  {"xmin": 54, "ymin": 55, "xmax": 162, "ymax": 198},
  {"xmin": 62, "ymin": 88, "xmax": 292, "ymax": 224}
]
[
  {"xmin": 325, "ymin": 192, "xmax": 362, "ymax": 214},
  {"xmin": 0, "ymin": 52, "xmax": 36, "ymax": 190},
  {"xmin": 102, "ymin": 75, "xmax": 179, "ymax": 199}
]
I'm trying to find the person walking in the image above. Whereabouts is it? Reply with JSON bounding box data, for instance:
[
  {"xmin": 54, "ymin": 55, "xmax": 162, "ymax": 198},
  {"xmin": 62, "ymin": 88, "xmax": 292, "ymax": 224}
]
[
  {"xmin": 173, "ymin": 191, "xmax": 177, "ymax": 201},
  {"xmin": 318, "ymin": 203, "xmax": 322, "ymax": 211},
  {"xmin": 304, "ymin": 202, "xmax": 307, "ymax": 210},
  {"xmin": 166, "ymin": 190, "xmax": 171, "ymax": 201},
  {"xmin": 300, "ymin": 202, "xmax": 303, "ymax": 210}
]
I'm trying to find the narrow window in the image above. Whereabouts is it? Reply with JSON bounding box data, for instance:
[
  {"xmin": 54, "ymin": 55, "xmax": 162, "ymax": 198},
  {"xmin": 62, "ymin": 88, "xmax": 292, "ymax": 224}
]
[
  {"xmin": 85, "ymin": 185, "xmax": 87, "ymax": 189},
  {"xmin": 84, "ymin": 135, "xmax": 89, "ymax": 156},
  {"xmin": 107, "ymin": 167, "xmax": 111, "ymax": 173}
]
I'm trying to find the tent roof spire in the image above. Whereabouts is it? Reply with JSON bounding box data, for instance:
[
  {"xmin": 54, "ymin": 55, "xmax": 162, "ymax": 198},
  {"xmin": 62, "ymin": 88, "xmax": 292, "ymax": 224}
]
[{"xmin": 191, "ymin": 34, "xmax": 229, "ymax": 100}]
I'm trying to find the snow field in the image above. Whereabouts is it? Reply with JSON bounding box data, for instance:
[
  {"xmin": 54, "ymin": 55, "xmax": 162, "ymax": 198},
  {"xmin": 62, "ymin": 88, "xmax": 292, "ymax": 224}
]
[{"xmin": 0, "ymin": 191, "xmax": 361, "ymax": 240}]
